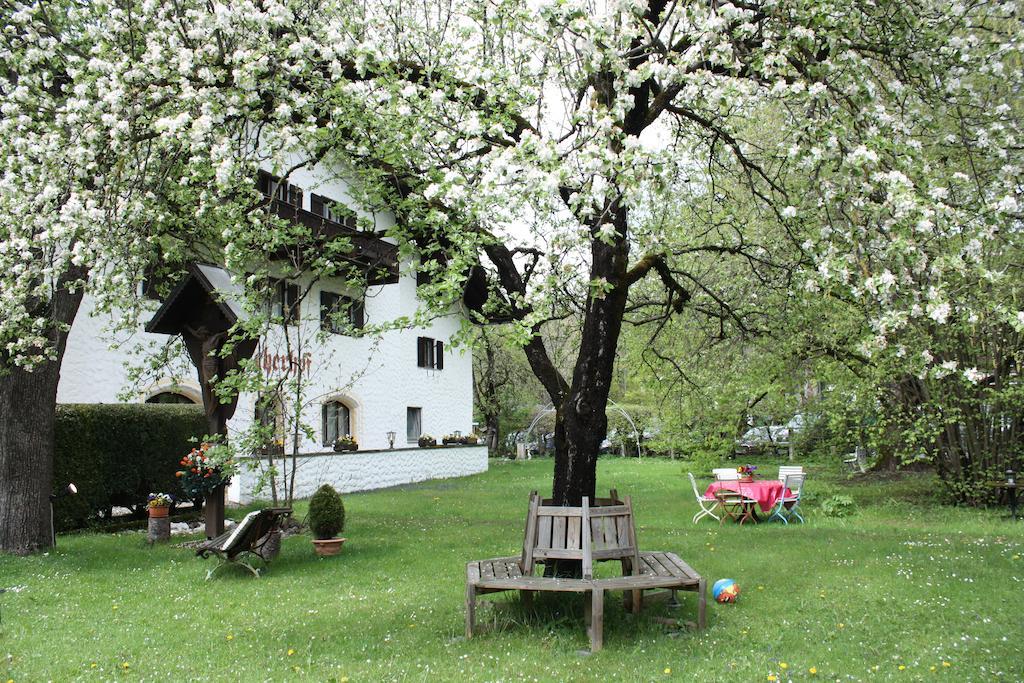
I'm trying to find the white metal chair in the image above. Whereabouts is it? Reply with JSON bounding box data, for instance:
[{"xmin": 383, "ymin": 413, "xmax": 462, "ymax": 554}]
[
  {"xmin": 778, "ymin": 465, "xmax": 804, "ymax": 482},
  {"xmin": 688, "ymin": 472, "xmax": 721, "ymax": 523},
  {"xmin": 713, "ymin": 468, "xmax": 740, "ymax": 481},
  {"xmin": 767, "ymin": 473, "xmax": 805, "ymax": 524}
]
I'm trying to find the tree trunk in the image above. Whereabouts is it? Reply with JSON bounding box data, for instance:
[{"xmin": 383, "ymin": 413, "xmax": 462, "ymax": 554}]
[
  {"xmin": 485, "ymin": 414, "xmax": 500, "ymax": 454},
  {"xmin": 550, "ymin": 206, "xmax": 629, "ymax": 506},
  {"xmin": 0, "ymin": 276, "xmax": 84, "ymax": 555}
]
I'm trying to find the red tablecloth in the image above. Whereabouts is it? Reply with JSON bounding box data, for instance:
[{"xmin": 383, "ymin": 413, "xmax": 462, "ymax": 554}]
[{"xmin": 705, "ymin": 480, "xmax": 792, "ymax": 513}]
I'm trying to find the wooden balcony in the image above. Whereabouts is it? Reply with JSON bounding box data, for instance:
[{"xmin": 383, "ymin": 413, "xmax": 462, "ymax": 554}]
[{"xmin": 265, "ymin": 198, "xmax": 399, "ymax": 286}]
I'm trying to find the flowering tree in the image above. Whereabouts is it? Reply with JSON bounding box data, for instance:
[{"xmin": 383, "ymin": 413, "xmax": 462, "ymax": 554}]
[{"xmin": 2, "ymin": 0, "xmax": 1020, "ymax": 552}]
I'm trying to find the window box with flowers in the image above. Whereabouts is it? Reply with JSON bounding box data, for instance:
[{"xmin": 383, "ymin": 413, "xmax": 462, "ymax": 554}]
[
  {"xmin": 418, "ymin": 434, "xmax": 437, "ymax": 448},
  {"xmin": 333, "ymin": 435, "xmax": 358, "ymax": 452}
]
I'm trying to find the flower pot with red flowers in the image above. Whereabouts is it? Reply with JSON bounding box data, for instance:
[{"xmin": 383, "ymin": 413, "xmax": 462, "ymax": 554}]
[
  {"xmin": 177, "ymin": 441, "xmax": 238, "ymax": 539},
  {"xmin": 309, "ymin": 484, "xmax": 346, "ymax": 557}
]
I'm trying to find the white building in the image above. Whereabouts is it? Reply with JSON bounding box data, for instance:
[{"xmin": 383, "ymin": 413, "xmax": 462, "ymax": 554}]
[{"xmin": 57, "ymin": 160, "xmax": 486, "ymax": 503}]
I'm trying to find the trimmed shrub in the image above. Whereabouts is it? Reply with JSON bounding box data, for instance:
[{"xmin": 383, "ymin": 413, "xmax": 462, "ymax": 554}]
[
  {"xmin": 53, "ymin": 403, "xmax": 206, "ymax": 530},
  {"xmin": 308, "ymin": 484, "xmax": 345, "ymax": 539}
]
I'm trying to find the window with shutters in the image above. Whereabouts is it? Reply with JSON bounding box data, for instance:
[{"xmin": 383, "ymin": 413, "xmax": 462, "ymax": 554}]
[
  {"xmin": 416, "ymin": 336, "xmax": 444, "ymax": 370},
  {"xmin": 310, "ymin": 193, "xmax": 358, "ymax": 229},
  {"xmin": 270, "ymin": 280, "xmax": 300, "ymax": 325},
  {"xmin": 320, "ymin": 291, "xmax": 365, "ymax": 334},
  {"xmin": 406, "ymin": 407, "xmax": 422, "ymax": 442},
  {"xmin": 257, "ymin": 170, "xmax": 303, "ymax": 207}
]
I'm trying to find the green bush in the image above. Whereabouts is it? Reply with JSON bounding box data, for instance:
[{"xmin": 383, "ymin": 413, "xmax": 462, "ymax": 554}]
[
  {"xmin": 819, "ymin": 494, "xmax": 856, "ymax": 518},
  {"xmin": 308, "ymin": 484, "xmax": 346, "ymax": 539},
  {"xmin": 53, "ymin": 403, "xmax": 206, "ymax": 530}
]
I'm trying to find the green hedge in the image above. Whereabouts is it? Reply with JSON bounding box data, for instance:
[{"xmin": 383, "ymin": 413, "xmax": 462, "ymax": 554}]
[{"xmin": 53, "ymin": 403, "xmax": 207, "ymax": 530}]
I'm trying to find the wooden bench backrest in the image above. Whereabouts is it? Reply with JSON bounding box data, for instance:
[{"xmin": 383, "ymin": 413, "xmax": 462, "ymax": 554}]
[{"xmin": 521, "ymin": 490, "xmax": 641, "ymax": 580}]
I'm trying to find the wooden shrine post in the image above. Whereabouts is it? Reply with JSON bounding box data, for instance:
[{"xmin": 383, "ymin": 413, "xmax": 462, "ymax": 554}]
[{"xmin": 146, "ymin": 264, "xmax": 257, "ymax": 539}]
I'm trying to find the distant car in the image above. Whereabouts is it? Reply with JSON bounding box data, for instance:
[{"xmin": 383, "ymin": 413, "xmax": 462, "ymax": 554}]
[{"xmin": 735, "ymin": 425, "xmax": 790, "ymax": 456}]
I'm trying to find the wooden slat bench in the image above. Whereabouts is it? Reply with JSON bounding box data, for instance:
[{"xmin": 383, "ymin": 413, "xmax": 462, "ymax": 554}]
[
  {"xmin": 196, "ymin": 507, "xmax": 292, "ymax": 579},
  {"xmin": 466, "ymin": 491, "xmax": 706, "ymax": 652}
]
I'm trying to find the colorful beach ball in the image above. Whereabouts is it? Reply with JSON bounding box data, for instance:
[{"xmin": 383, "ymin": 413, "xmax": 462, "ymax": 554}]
[{"xmin": 713, "ymin": 578, "xmax": 741, "ymax": 603}]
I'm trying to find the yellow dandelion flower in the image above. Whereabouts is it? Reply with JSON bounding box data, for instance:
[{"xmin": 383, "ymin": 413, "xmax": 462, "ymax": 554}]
[
  {"xmin": 758, "ymin": 585, "xmax": 765, "ymax": 590},
  {"xmin": 898, "ymin": 665, "xmax": 906, "ymax": 671},
  {"xmin": 112, "ymin": 605, "xmax": 118, "ymax": 611},
  {"xmin": 930, "ymin": 666, "xmax": 937, "ymax": 672},
  {"xmin": 767, "ymin": 675, "xmax": 777, "ymax": 682},
  {"xmin": 287, "ymin": 648, "xmax": 295, "ymax": 656},
  {"xmin": 340, "ymin": 678, "xmax": 349, "ymax": 683},
  {"xmin": 664, "ymin": 668, "xmax": 671, "ymax": 674},
  {"xmin": 809, "ymin": 666, "xmax": 817, "ymax": 675},
  {"xmin": 872, "ymin": 665, "xmax": 880, "ymax": 671},
  {"xmin": 121, "ymin": 662, "xmax": 130, "ymax": 669},
  {"xmin": 838, "ymin": 622, "xmax": 845, "ymax": 629},
  {"xmin": 409, "ymin": 623, "xmax": 416, "ymax": 628},
  {"xmin": 780, "ymin": 662, "xmax": 788, "ymax": 670},
  {"xmin": 226, "ymin": 634, "xmax": 234, "ymax": 641},
  {"xmin": 942, "ymin": 662, "xmax": 951, "ymax": 668}
]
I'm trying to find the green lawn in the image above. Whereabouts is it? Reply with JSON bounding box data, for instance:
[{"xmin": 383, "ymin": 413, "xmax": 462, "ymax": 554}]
[{"xmin": 1, "ymin": 458, "xmax": 1022, "ymax": 682}]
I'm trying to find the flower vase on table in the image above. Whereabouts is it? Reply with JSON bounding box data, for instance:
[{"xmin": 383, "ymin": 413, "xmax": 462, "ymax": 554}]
[{"xmin": 737, "ymin": 465, "xmax": 757, "ymax": 483}]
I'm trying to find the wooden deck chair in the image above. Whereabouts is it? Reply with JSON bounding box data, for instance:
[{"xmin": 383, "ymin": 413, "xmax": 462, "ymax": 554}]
[
  {"xmin": 767, "ymin": 474, "xmax": 805, "ymax": 524},
  {"xmin": 688, "ymin": 472, "xmax": 720, "ymax": 523},
  {"xmin": 196, "ymin": 507, "xmax": 292, "ymax": 579}
]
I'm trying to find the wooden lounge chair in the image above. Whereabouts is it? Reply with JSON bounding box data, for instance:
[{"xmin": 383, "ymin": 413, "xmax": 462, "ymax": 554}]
[
  {"xmin": 196, "ymin": 507, "xmax": 292, "ymax": 579},
  {"xmin": 466, "ymin": 491, "xmax": 705, "ymax": 652}
]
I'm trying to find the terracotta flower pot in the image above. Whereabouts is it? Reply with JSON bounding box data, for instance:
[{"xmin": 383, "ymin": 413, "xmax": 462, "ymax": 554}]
[
  {"xmin": 149, "ymin": 505, "xmax": 170, "ymax": 518},
  {"xmin": 312, "ymin": 537, "xmax": 347, "ymax": 557}
]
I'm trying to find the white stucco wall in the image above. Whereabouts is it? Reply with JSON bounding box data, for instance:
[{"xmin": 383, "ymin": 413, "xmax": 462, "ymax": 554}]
[{"xmin": 231, "ymin": 445, "xmax": 488, "ymax": 504}]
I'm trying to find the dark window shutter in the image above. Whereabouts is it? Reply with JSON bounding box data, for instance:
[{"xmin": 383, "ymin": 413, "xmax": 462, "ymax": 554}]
[
  {"xmin": 435, "ymin": 341, "xmax": 444, "ymax": 369},
  {"xmin": 286, "ymin": 283, "xmax": 299, "ymax": 324},
  {"xmin": 311, "ymin": 194, "xmax": 325, "ymax": 217},
  {"xmin": 351, "ymin": 300, "xmax": 365, "ymax": 329},
  {"xmin": 320, "ymin": 291, "xmax": 334, "ymax": 332},
  {"xmin": 417, "ymin": 337, "xmax": 426, "ymax": 367}
]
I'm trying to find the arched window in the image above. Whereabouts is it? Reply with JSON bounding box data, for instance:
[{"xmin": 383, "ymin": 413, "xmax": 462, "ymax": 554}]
[
  {"xmin": 145, "ymin": 392, "xmax": 197, "ymax": 405},
  {"xmin": 323, "ymin": 400, "xmax": 351, "ymax": 446}
]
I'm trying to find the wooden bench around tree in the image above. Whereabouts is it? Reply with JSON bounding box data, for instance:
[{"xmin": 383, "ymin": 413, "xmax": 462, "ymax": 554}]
[
  {"xmin": 465, "ymin": 491, "xmax": 706, "ymax": 652},
  {"xmin": 196, "ymin": 507, "xmax": 292, "ymax": 579}
]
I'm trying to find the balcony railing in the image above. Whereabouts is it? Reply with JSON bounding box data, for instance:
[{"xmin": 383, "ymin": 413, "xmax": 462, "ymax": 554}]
[{"xmin": 262, "ymin": 197, "xmax": 399, "ymax": 286}]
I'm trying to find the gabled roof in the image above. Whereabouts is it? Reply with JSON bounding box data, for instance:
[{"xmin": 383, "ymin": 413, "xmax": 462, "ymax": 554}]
[{"xmin": 145, "ymin": 263, "xmax": 246, "ymax": 335}]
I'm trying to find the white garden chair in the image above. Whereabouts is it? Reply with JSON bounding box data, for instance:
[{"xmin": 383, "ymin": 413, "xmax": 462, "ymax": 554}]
[
  {"xmin": 767, "ymin": 473, "xmax": 805, "ymax": 524},
  {"xmin": 712, "ymin": 468, "xmax": 740, "ymax": 481},
  {"xmin": 778, "ymin": 465, "xmax": 804, "ymax": 482},
  {"xmin": 688, "ymin": 472, "xmax": 721, "ymax": 523}
]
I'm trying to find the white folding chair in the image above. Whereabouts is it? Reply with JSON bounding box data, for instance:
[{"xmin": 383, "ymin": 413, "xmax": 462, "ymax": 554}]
[
  {"xmin": 768, "ymin": 473, "xmax": 805, "ymax": 524},
  {"xmin": 778, "ymin": 465, "xmax": 804, "ymax": 482},
  {"xmin": 688, "ymin": 472, "xmax": 720, "ymax": 523},
  {"xmin": 713, "ymin": 468, "xmax": 740, "ymax": 481}
]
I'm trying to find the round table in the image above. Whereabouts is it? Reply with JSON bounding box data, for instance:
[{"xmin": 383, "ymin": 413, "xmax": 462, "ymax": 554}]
[{"xmin": 704, "ymin": 480, "xmax": 793, "ymax": 523}]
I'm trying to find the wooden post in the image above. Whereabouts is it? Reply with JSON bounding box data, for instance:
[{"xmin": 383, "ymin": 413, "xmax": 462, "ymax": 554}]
[{"xmin": 205, "ymin": 484, "xmax": 226, "ymax": 539}]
